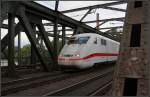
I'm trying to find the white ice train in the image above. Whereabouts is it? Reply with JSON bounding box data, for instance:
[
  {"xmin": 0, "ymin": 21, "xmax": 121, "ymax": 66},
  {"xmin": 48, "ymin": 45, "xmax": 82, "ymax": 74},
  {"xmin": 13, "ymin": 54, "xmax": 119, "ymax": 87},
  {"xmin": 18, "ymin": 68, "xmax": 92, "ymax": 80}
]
[{"xmin": 58, "ymin": 33, "xmax": 120, "ymax": 69}]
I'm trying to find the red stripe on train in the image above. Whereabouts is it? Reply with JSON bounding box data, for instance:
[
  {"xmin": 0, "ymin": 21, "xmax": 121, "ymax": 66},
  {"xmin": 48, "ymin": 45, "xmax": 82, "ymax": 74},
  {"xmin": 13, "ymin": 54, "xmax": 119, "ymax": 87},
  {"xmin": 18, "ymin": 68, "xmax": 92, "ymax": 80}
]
[{"xmin": 58, "ymin": 53, "xmax": 118, "ymax": 61}]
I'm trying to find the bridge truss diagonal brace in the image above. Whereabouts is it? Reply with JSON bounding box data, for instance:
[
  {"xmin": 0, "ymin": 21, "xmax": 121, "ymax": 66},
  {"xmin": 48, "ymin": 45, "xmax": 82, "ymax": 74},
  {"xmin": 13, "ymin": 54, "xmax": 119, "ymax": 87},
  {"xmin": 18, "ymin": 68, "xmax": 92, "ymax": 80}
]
[
  {"xmin": 80, "ymin": 8, "xmax": 92, "ymax": 22},
  {"xmin": 61, "ymin": 26, "xmax": 66, "ymax": 48},
  {"xmin": 37, "ymin": 23, "xmax": 56, "ymax": 67},
  {"xmin": 17, "ymin": 7, "xmax": 51, "ymax": 72},
  {"xmin": 61, "ymin": 1, "xmax": 127, "ymax": 13},
  {"xmin": 1, "ymin": 22, "xmax": 23, "ymax": 53},
  {"xmin": 53, "ymin": 18, "xmax": 59, "ymax": 58},
  {"xmin": 7, "ymin": 13, "xmax": 18, "ymax": 77},
  {"xmin": 95, "ymin": 21, "xmax": 107, "ymax": 28},
  {"xmin": 30, "ymin": 24, "xmax": 38, "ymax": 64},
  {"xmin": 73, "ymin": 27, "xmax": 82, "ymax": 35}
]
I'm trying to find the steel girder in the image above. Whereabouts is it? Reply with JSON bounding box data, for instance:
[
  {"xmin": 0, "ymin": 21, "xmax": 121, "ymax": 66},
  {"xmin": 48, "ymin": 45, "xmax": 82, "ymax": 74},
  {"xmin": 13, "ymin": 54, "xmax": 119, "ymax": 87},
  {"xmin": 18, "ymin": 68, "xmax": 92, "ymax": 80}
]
[
  {"xmin": 17, "ymin": 1, "xmax": 119, "ymax": 41},
  {"xmin": 1, "ymin": 23, "xmax": 69, "ymax": 39},
  {"xmin": 79, "ymin": 6, "xmax": 126, "ymax": 22},
  {"xmin": 61, "ymin": 1, "xmax": 127, "ymax": 13},
  {"xmin": 0, "ymin": 0, "xmax": 1, "ymax": 69},
  {"xmin": 61, "ymin": 26, "xmax": 66, "ymax": 47},
  {"xmin": 17, "ymin": 7, "xmax": 51, "ymax": 72},
  {"xmin": 8, "ymin": 13, "xmax": 18, "ymax": 77},
  {"xmin": 100, "ymin": 26, "xmax": 123, "ymax": 30},
  {"xmin": 30, "ymin": 24, "xmax": 37, "ymax": 64},
  {"xmin": 80, "ymin": 8, "xmax": 92, "ymax": 22},
  {"xmin": 43, "ymin": 17, "xmax": 124, "ymax": 27},
  {"xmin": 53, "ymin": 17, "xmax": 59, "ymax": 60},
  {"xmin": 2, "ymin": 14, "xmax": 58, "ymax": 70},
  {"xmin": 103, "ymin": 6, "xmax": 126, "ymax": 12},
  {"xmin": 37, "ymin": 22, "xmax": 56, "ymax": 69},
  {"xmin": 46, "ymin": 26, "xmax": 123, "ymax": 33},
  {"xmin": 1, "ymin": 23, "xmax": 22, "ymax": 52},
  {"xmin": 83, "ymin": 17, "xmax": 125, "ymax": 23},
  {"xmin": 1, "ymin": 1, "xmax": 9, "ymax": 22},
  {"xmin": 2, "ymin": 24, "xmax": 8, "ymax": 29},
  {"xmin": 47, "ymin": 32, "xmax": 69, "ymax": 39},
  {"xmin": 95, "ymin": 21, "xmax": 107, "ymax": 28},
  {"xmin": 2, "ymin": 1, "xmax": 125, "ymax": 42},
  {"xmin": 17, "ymin": 28, "xmax": 21, "ymax": 65}
]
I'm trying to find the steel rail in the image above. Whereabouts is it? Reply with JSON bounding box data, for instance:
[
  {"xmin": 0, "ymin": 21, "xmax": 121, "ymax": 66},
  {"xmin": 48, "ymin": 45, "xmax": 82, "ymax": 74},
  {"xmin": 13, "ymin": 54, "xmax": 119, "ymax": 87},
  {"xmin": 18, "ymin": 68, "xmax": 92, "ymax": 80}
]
[
  {"xmin": 2, "ymin": 71, "xmax": 61, "ymax": 87},
  {"xmin": 43, "ymin": 70, "xmax": 113, "ymax": 96},
  {"xmin": 2, "ymin": 72, "xmax": 69, "ymax": 96},
  {"xmin": 89, "ymin": 80, "xmax": 112, "ymax": 96},
  {"xmin": 2, "ymin": 66, "xmax": 110, "ymax": 96}
]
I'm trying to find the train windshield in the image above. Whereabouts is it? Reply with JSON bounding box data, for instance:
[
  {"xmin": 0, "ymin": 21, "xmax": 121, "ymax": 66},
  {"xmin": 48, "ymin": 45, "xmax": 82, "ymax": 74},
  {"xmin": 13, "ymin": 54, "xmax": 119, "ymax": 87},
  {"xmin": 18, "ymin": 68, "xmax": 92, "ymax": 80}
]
[{"xmin": 67, "ymin": 37, "xmax": 90, "ymax": 45}]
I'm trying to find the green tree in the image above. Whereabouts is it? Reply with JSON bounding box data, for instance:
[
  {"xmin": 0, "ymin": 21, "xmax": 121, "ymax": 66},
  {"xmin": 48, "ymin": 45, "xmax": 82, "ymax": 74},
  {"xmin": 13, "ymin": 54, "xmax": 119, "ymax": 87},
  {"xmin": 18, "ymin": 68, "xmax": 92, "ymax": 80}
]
[{"xmin": 21, "ymin": 44, "xmax": 31, "ymax": 57}]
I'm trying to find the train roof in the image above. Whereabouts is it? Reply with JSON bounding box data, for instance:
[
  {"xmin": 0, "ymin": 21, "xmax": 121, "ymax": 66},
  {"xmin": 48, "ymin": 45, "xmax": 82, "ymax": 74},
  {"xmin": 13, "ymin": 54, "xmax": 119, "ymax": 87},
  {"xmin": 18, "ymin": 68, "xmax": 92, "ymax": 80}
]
[{"xmin": 72, "ymin": 33, "xmax": 120, "ymax": 44}]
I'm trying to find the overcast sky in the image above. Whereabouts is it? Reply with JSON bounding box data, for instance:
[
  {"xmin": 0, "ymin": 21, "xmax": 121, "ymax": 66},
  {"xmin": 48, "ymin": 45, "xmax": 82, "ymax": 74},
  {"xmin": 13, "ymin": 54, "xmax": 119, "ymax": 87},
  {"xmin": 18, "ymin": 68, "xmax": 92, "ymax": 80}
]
[{"xmin": 1, "ymin": 1, "xmax": 127, "ymax": 47}]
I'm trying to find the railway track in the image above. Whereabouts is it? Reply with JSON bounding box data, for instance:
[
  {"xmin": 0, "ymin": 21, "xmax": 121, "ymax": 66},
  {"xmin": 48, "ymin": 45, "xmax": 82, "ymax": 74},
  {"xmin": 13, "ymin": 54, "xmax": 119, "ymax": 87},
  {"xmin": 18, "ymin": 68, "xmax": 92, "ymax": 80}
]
[
  {"xmin": 1, "ymin": 64, "xmax": 43, "ymax": 77},
  {"xmin": 3, "ymin": 65, "xmax": 114, "ymax": 96},
  {"xmin": 2, "ymin": 71, "xmax": 61, "ymax": 87},
  {"xmin": 44, "ymin": 70, "xmax": 113, "ymax": 96},
  {"xmin": 2, "ymin": 71, "xmax": 64, "ymax": 95},
  {"xmin": 89, "ymin": 80, "xmax": 112, "ymax": 96},
  {"xmin": 2, "ymin": 67, "xmax": 104, "ymax": 95}
]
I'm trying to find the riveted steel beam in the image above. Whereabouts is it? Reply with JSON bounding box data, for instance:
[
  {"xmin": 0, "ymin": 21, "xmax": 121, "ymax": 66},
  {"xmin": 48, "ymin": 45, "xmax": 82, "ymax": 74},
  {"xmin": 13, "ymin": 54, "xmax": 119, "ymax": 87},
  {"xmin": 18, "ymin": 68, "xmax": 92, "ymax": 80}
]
[
  {"xmin": 61, "ymin": 1, "xmax": 126, "ymax": 13},
  {"xmin": 62, "ymin": 26, "xmax": 66, "ymax": 47},
  {"xmin": 18, "ymin": 7, "xmax": 51, "ymax": 72},
  {"xmin": 0, "ymin": 0, "xmax": 1, "ymax": 75},
  {"xmin": 100, "ymin": 26, "xmax": 123, "ymax": 30},
  {"xmin": 95, "ymin": 21, "xmax": 107, "ymax": 28},
  {"xmin": 30, "ymin": 24, "xmax": 37, "ymax": 64},
  {"xmin": 37, "ymin": 22, "xmax": 56, "ymax": 69},
  {"xmin": 19, "ymin": 1, "xmax": 118, "ymax": 41},
  {"xmin": 83, "ymin": 17, "xmax": 125, "ymax": 24},
  {"xmin": 46, "ymin": 26, "xmax": 123, "ymax": 33},
  {"xmin": 2, "ymin": 24, "xmax": 8, "ymax": 29},
  {"xmin": 53, "ymin": 18, "xmax": 58, "ymax": 64},
  {"xmin": 103, "ymin": 6, "xmax": 126, "ymax": 12},
  {"xmin": 1, "ymin": 23, "xmax": 22, "ymax": 52},
  {"xmin": 3, "ymin": 1, "xmax": 123, "ymax": 41},
  {"xmin": 8, "ymin": 13, "xmax": 18, "ymax": 77},
  {"xmin": 80, "ymin": 8, "xmax": 92, "ymax": 22},
  {"xmin": 17, "ymin": 30, "xmax": 21, "ymax": 65}
]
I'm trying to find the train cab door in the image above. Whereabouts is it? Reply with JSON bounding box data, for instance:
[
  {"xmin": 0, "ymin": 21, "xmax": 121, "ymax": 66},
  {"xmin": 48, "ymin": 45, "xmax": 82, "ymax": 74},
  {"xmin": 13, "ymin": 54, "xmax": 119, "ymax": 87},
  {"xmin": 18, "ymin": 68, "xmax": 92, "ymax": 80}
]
[{"xmin": 100, "ymin": 38, "xmax": 107, "ymax": 62}]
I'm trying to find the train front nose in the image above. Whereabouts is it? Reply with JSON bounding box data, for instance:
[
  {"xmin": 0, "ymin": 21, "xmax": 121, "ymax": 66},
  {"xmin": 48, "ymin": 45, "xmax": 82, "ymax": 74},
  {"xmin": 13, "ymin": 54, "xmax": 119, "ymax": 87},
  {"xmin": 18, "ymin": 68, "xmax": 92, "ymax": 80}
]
[{"xmin": 58, "ymin": 53, "xmax": 82, "ymax": 69}]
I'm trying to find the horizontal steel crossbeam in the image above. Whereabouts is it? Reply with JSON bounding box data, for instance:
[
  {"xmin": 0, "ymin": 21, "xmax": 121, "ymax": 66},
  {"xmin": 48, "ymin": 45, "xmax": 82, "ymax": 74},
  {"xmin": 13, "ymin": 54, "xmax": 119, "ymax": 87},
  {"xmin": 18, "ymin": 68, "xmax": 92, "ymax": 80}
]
[
  {"xmin": 61, "ymin": 1, "xmax": 127, "ymax": 13},
  {"xmin": 83, "ymin": 17, "xmax": 125, "ymax": 24},
  {"xmin": 19, "ymin": 1, "xmax": 119, "ymax": 41}
]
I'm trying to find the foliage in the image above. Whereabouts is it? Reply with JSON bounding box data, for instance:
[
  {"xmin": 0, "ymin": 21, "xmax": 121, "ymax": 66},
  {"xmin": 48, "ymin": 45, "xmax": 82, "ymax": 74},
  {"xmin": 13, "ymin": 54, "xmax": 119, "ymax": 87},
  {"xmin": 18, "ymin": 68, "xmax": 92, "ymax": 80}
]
[
  {"xmin": 21, "ymin": 44, "xmax": 31, "ymax": 57},
  {"xmin": 1, "ymin": 39, "xmax": 65, "ymax": 59}
]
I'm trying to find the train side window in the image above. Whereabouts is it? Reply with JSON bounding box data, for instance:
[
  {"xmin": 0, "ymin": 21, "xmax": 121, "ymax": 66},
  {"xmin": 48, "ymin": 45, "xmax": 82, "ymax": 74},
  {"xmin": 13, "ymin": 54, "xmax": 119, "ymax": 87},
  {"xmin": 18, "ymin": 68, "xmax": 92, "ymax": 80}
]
[
  {"xmin": 101, "ymin": 39, "xmax": 107, "ymax": 46},
  {"xmin": 94, "ymin": 38, "xmax": 97, "ymax": 44}
]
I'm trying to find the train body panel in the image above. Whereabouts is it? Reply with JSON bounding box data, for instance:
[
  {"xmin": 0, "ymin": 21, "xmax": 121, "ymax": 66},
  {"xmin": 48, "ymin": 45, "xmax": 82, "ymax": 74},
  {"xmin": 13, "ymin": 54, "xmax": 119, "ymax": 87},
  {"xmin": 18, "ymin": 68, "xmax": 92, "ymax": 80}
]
[{"xmin": 58, "ymin": 33, "xmax": 120, "ymax": 69}]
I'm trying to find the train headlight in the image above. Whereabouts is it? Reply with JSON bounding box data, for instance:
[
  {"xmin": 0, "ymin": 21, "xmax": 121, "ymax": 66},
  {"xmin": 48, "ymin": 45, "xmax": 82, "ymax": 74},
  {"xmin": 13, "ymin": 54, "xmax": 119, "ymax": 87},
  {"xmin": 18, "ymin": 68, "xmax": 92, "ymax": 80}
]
[
  {"xmin": 59, "ymin": 54, "xmax": 63, "ymax": 57},
  {"xmin": 74, "ymin": 54, "xmax": 80, "ymax": 57}
]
